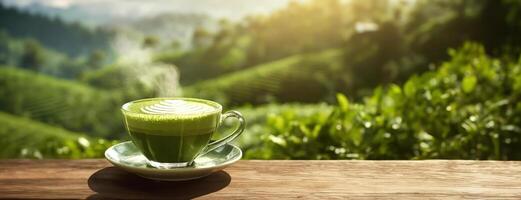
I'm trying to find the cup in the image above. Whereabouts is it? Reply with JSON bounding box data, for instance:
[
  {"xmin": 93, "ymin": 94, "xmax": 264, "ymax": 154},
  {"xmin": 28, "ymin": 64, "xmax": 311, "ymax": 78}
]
[{"xmin": 121, "ymin": 97, "xmax": 245, "ymax": 169}]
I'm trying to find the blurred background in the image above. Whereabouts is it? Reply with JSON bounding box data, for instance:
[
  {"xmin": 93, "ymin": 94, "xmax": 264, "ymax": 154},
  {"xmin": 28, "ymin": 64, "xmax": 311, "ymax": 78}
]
[{"xmin": 1, "ymin": 0, "xmax": 521, "ymax": 160}]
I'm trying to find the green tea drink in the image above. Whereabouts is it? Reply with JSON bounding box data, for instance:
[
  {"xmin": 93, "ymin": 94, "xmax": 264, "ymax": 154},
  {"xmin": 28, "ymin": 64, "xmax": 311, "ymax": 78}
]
[{"xmin": 122, "ymin": 98, "xmax": 222, "ymax": 164}]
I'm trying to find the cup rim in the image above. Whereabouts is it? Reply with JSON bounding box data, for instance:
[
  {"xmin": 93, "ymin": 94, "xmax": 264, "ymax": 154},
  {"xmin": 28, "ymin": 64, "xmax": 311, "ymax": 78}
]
[{"xmin": 121, "ymin": 97, "xmax": 223, "ymax": 116}]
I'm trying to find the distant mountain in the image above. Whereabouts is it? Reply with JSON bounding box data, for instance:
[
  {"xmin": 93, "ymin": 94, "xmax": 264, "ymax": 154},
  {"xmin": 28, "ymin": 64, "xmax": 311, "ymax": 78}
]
[
  {"xmin": 0, "ymin": 4, "xmax": 112, "ymax": 56},
  {"xmin": 1, "ymin": 0, "xmax": 291, "ymax": 25},
  {"xmin": 0, "ymin": 0, "xmax": 293, "ymax": 54},
  {"xmin": 16, "ymin": 2, "xmax": 113, "ymax": 27},
  {"xmin": 106, "ymin": 13, "xmax": 216, "ymax": 49}
]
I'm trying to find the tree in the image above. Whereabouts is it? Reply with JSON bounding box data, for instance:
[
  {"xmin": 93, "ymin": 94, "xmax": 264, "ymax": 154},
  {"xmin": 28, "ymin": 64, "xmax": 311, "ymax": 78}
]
[
  {"xmin": 20, "ymin": 39, "xmax": 44, "ymax": 71},
  {"xmin": 0, "ymin": 31, "xmax": 9, "ymax": 64},
  {"xmin": 192, "ymin": 27, "xmax": 211, "ymax": 48},
  {"xmin": 59, "ymin": 58, "xmax": 84, "ymax": 79},
  {"xmin": 86, "ymin": 50, "xmax": 106, "ymax": 70},
  {"xmin": 142, "ymin": 35, "xmax": 159, "ymax": 48}
]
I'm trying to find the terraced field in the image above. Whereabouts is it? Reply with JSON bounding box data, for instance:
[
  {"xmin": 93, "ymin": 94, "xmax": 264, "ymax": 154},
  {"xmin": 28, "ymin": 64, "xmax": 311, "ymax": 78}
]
[
  {"xmin": 0, "ymin": 111, "xmax": 115, "ymax": 158},
  {"xmin": 0, "ymin": 67, "xmax": 124, "ymax": 137},
  {"xmin": 184, "ymin": 49, "xmax": 343, "ymax": 106}
]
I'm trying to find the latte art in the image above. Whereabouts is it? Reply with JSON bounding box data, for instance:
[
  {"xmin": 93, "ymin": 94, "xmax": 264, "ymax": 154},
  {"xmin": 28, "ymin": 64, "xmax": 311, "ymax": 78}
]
[{"xmin": 140, "ymin": 100, "xmax": 216, "ymax": 115}]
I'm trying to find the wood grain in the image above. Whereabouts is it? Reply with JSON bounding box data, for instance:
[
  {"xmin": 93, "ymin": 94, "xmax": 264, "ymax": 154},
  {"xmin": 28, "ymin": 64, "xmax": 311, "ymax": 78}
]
[{"xmin": 0, "ymin": 160, "xmax": 521, "ymax": 199}]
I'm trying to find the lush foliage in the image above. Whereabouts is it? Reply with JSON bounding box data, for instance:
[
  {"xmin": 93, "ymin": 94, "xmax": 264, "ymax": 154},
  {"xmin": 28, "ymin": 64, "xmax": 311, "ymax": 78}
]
[
  {"xmin": 162, "ymin": 0, "xmax": 521, "ymax": 90},
  {"xmin": 0, "ymin": 111, "xmax": 117, "ymax": 159},
  {"xmin": 161, "ymin": 0, "xmax": 348, "ymax": 85},
  {"xmin": 0, "ymin": 67, "xmax": 125, "ymax": 138},
  {"xmin": 161, "ymin": 0, "xmax": 521, "ymax": 107},
  {"xmin": 246, "ymin": 43, "xmax": 521, "ymax": 160},
  {"xmin": 236, "ymin": 103, "xmax": 333, "ymax": 158}
]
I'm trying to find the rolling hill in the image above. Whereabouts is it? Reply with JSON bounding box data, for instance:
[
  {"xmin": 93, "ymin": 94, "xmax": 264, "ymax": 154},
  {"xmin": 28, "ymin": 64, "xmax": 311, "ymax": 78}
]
[
  {"xmin": 0, "ymin": 67, "xmax": 124, "ymax": 138},
  {"xmin": 184, "ymin": 49, "xmax": 343, "ymax": 106},
  {"xmin": 0, "ymin": 111, "xmax": 115, "ymax": 158}
]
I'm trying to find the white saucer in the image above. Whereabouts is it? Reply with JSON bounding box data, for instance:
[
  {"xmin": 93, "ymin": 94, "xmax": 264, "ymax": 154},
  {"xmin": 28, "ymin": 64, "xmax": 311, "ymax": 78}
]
[{"xmin": 105, "ymin": 141, "xmax": 242, "ymax": 181}]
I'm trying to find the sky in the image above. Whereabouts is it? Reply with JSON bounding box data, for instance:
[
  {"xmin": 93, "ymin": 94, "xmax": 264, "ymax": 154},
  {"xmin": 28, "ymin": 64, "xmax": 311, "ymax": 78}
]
[{"xmin": 1, "ymin": 0, "xmax": 294, "ymax": 24}]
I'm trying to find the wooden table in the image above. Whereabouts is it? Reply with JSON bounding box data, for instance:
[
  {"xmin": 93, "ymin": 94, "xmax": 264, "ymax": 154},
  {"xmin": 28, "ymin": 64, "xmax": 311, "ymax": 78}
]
[{"xmin": 1, "ymin": 160, "xmax": 521, "ymax": 199}]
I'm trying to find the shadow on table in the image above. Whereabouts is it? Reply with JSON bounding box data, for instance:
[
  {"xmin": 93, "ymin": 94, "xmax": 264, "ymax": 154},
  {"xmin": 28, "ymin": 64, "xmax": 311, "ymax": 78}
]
[{"xmin": 87, "ymin": 167, "xmax": 231, "ymax": 199}]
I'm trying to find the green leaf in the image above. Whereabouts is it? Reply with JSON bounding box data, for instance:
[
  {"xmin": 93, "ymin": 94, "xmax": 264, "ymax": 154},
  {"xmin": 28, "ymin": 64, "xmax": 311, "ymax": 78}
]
[
  {"xmin": 336, "ymin": 93, "xmax": 349, "ymax": 112},
  {"xmin": 268, "ymin": 135, "xmax": 287, "ymax": 147},
  {"xmin": 462, "ymin": 75, "xmax": 477, "ymax": 93},
  {"xmin": 404, "ymin": 77, "xmax": 417, "ymax": 97},
  {"xmin": 350, "ymin": 129, "xmax": 362, "ymax": 146}
]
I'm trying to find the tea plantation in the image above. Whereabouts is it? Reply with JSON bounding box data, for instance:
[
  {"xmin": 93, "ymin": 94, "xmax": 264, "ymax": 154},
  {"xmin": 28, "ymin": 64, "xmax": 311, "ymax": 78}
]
[
  {"xmin": 184, "ymin": 49, "xmax": 342, "ymax": 106},
  {"xmin": 0, "ymin": 111, "xmax": 116, "ymax": 158},
  {"xmin": 0, "ymin": 67, "xmax": 125, "ymax": 138},
  {"xmin": 1, "ymin": 43, "xmax": 520, "ymax": 160}
]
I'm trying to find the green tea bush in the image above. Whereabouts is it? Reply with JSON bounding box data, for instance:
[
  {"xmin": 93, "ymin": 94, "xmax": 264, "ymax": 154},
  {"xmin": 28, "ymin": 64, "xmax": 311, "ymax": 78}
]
[
  {"xmin": 232, "ymin": 103, "xmax": 332, "ymax": 158},
  {"xmin": 0, "ymin": 112, "xmax": 117, "ymax": 159},
  {"xmin": 0, "ymin": 67, "xmax": 124, "ymax": 138},
  {"xmin": 249, "ymin": 43, "xmax": 521, "ymax": 160}
]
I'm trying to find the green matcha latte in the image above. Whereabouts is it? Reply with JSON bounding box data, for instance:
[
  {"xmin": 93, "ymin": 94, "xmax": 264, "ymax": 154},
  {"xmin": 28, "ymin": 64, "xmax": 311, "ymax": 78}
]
[{"xmin": 121, "ymin": 98, "xmax": 222, "ymax": 163}]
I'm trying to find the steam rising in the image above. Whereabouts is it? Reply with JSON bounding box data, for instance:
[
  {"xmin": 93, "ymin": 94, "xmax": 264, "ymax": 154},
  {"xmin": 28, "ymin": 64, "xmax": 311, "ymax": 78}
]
[{"xmin": 111, "ymin": 32, "xmax": 182, "ymax": 97}]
